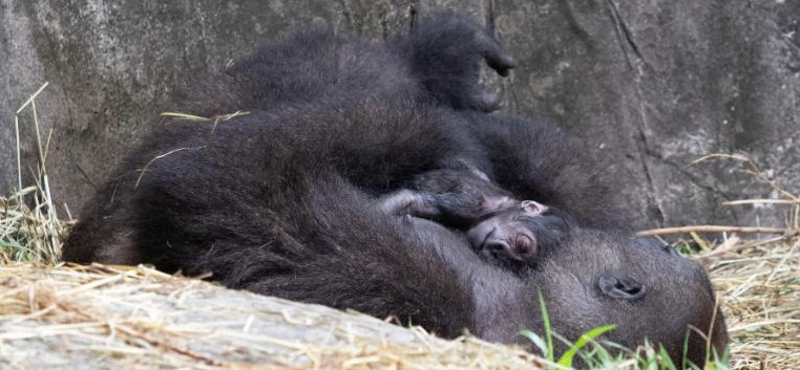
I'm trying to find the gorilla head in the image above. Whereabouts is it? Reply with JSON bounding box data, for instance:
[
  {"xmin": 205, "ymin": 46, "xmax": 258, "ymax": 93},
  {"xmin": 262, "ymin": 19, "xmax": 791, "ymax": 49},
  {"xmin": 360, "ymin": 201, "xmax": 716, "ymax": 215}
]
[
  {"xmin": 405, "ymin": 214, "xmax": 727, "ymax": 366},
  {"xmin": 528, "ymin": 230, "xmax": 727, "ymax": 364}
]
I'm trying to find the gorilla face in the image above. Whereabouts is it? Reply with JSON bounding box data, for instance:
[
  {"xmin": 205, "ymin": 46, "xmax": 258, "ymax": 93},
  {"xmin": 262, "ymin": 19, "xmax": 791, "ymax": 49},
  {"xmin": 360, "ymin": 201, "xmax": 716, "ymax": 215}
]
[{"xmin": 525, "ymin": 229, "xmax": 727, "ymax": 365}]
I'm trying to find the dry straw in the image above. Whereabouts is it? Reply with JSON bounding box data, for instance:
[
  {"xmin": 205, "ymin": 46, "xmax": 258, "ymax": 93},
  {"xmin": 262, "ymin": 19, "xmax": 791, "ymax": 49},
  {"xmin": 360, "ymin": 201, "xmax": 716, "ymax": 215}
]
[{"xmin": 2, "ymin": 82, "xmax": 66, "ymax": 266}]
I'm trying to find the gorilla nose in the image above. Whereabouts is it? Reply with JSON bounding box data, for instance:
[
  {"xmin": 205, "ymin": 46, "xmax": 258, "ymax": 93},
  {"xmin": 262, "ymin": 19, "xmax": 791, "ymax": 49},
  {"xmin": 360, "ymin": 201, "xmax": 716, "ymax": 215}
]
[
  {"xmin": 485, "ymin": 240, "xmax": 511, "ymax": 256},
  {"xmin": 599, "ymin": 276, "xmax": 646, "ymax": 300}
]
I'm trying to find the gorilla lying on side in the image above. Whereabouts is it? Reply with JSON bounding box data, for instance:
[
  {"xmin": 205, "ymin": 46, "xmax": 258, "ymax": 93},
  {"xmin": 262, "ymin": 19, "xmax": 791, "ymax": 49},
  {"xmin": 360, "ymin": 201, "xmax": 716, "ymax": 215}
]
[{"xmin": 63, "ymin": 15, "xmax": 728, "ymax": 365}]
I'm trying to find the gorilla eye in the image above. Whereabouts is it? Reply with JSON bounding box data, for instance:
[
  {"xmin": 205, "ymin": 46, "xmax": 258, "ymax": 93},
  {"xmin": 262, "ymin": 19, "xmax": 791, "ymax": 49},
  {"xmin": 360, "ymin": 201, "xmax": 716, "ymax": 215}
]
[
  {"xmin": 598, "ymin": 276, "xmax": 646, "ymax": 300},
  {"xmin": 638, "ymin": 237, "xmax": 681, "ymax": 258},
  {"xmin": 664, "ymin": 244, "xmax": 681, "ymax": 257}
]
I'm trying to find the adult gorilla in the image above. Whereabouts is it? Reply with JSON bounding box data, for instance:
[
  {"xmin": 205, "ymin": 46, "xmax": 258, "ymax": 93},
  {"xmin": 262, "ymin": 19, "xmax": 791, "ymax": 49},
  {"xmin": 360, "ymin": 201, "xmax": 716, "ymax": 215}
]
[{"xmin": 64, "ymin": 15, "xmax": 727, "ymax": 365}]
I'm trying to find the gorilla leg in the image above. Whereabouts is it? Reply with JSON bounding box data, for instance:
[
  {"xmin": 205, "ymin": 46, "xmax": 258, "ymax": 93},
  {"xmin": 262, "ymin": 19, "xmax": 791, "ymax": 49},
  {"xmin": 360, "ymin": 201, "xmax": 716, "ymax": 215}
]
[
  {"xmin": 173, "ymin": 31, "xmax": 418, "ymax": 117},
  {"xmin": 175, "ymin": 14, "xmax": 513, "ymax": 117}
]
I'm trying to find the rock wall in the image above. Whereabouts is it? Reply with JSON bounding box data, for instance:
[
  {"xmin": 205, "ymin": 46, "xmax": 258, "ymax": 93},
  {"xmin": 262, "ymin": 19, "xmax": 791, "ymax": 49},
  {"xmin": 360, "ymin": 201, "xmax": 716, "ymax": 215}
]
[{"xmin": 1, "ymin": 0, "xmax": 798, "ymax": 229}]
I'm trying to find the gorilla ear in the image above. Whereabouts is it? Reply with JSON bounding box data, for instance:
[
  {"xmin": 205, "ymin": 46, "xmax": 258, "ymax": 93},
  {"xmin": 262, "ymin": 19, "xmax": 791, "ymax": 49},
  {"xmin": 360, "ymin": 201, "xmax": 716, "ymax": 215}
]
[
  {"xmin": 599, "ymin": 276, "xmax": 646, "ymax": 300},
  {"xmin": 520, "ymin": 200, "xmax": 547, "ymax": 216}
]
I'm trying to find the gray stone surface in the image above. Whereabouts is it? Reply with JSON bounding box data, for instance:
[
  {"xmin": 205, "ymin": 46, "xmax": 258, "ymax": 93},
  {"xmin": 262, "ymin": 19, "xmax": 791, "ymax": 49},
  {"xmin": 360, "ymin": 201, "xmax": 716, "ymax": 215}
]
[{"xmin": 1, "ymin": 0, "xmax": 798, "ymax": 229}]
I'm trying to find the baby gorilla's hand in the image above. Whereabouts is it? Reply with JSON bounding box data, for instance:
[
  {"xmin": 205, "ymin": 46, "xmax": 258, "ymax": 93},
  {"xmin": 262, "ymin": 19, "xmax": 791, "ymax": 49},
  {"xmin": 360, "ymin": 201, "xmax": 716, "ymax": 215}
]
[
  {"xmin": 410, "ymin": 169, "xmax": 516, "ymax": 227},
  {"xmin": 374, "ymin": 169, "xmax": 516, "ymax": 227}
]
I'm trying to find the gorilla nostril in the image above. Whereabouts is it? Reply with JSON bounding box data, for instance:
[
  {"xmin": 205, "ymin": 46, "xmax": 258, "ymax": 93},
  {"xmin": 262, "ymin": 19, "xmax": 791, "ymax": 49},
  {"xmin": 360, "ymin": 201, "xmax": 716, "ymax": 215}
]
[
  {"xmin": 599, "ymin": 276, "xmax": 646, "ymax": 300},
  {"xmin": 485, "ymin": 240, "xmax": 509, "ymax": 253}
]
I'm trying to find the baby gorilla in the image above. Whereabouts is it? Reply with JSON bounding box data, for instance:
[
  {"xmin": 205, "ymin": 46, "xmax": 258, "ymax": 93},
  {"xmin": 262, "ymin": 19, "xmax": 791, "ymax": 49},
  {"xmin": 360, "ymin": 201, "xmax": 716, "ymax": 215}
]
[
  {"xmin": 378, "ymin": 169, "xmax": 572, "ymax": 268},
  {"xmin": 467, "ymin": 201, "xmax": 572, "ymax": 267}
]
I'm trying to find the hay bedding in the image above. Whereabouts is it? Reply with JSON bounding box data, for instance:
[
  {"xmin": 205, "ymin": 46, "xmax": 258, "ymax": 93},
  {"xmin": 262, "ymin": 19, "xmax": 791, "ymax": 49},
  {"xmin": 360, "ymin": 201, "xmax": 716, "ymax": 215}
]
[{"xmin": 705, "ymin": 234, "xmax": 800, "ymax": 369}]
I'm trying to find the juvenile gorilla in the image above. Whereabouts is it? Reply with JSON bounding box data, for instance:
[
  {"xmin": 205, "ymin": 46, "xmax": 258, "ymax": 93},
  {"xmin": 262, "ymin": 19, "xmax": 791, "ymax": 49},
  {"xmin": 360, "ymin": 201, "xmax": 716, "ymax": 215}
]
[{"xmin": 63, "ymin": 15, "xmax": 727, "ymax": 365}]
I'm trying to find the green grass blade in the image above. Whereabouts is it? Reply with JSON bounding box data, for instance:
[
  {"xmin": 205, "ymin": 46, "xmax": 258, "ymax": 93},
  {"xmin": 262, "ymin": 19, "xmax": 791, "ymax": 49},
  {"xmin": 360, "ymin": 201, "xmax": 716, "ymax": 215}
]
[
  {"xmin": 519, "ymin": 329, "xmax": 548, "ymax": 356},
  {"xmin": 0, "ymin": 241, "xmax": 23, "ymax": 248},
  {"xmin": 657, "ymin": 346, "xmax": 677, "ymax": 370},
  {"xmin": 537, "ymin": 289, "xmax": 554, "ymax": 361},
  {"xmin": 556, "ymin": 324, "xmax": 616, "ymax": 368}
]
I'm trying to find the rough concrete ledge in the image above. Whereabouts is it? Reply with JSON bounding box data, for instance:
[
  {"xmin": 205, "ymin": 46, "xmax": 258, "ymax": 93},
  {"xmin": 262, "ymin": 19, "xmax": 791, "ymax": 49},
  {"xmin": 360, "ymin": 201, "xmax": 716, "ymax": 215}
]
[{"xmin": 0, "ymin": 263, "xmax": 542, "ymax": 370}]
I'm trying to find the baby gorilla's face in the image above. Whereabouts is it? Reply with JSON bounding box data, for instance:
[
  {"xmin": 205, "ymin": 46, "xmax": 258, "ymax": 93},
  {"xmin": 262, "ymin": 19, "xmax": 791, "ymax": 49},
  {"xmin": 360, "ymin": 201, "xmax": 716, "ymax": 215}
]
[{"xmin": 467, "ymin": 201, "xmax": 570, "ymax": 266}]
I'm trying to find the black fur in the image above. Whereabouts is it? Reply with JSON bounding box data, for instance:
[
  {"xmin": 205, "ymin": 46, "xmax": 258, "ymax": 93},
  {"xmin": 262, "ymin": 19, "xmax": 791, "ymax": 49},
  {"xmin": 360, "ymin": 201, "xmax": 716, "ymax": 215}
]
[
  {"xmin": 462, "ymin": 112, "xmax": 631, "ymax": 230},
  {"xmin": 64, "ymin": 106, "xmax": 727, "ymax": 362},
  {"xmin": 63, "ymin": 15, "xmax": 727, "ymax": 365},
  {"xmin": 378, "ymin": 169, "xmax": 516, "ymax": 227},
  {"xmin": 174, "ymin": 14, "xmax": 513, "ymax": 117}
]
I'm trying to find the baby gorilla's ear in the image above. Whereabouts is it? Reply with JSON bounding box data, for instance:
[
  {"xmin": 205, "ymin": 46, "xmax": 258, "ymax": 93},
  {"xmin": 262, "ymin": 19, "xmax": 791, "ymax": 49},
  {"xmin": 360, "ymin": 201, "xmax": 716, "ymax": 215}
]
[{"xmin": 520, "ymin": 200, "xmax": 548, "ymax": 216}]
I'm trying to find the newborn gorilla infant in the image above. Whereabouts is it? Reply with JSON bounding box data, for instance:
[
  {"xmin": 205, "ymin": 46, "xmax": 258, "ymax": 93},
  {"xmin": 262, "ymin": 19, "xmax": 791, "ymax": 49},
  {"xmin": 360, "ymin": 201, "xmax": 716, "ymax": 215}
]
[
  {"xmin": 466, "ymin": 200, "xmax": 570, "ymax": 266},
  {"xmin": 377, "ymin": 168, "xmax": 571, "ymax": 267},
  {"xmin": 63, "ymin": 14, "xmax": 728, "ymax": 366}
]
